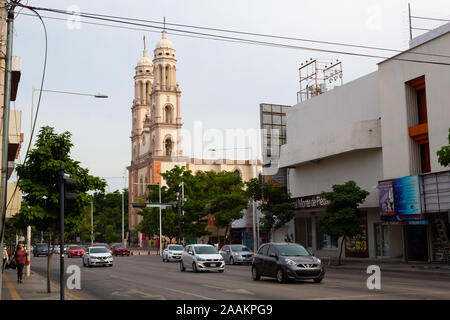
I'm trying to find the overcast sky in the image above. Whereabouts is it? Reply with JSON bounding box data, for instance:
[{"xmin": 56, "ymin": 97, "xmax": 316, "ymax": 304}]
[{"xmin": 12, "ymin": 0, "xmax": 449, "ymax": 191}]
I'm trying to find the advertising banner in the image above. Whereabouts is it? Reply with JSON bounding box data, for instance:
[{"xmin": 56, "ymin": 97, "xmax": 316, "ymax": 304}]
[
  {"xmin": 379, "ymin": 180, "xmax": 395, "ymax": 216},
  {"xmin": 392, "ymin": 175, "xmax": 421, "ymax": 215},
  {"xmin": 345, "ymin": 216, "xmax": 369, "ymax": 258}
]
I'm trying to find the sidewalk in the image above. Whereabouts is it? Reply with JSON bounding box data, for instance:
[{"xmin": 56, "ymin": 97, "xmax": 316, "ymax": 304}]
[
  {"xmin": 323, "ymin": 259, "xmax": 450, "ymax": 276},
  {"xmin": 1, "ymin": 268, "xmax": 83, "ymax": 300}
]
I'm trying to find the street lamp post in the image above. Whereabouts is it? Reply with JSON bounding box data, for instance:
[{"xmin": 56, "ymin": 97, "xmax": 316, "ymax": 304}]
[
  {"xmin": 208, "ymin": 147, "xmax": 259, "ymax": 252},
  {"xmin": 91, "ymin": 195, "xmax": 94, "ymax": 247},
  {"xmin": 148, "ymin": 183, "xmax": 162, "ymax": 256}
]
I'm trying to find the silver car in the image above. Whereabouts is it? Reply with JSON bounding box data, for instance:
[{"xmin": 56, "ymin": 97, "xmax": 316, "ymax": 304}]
[
  {"xmin": 180, "ymin": 244, "xmax": 225, "ymax": 273},
  {"xmin": 162, "ymin": 244, "xmax": 184, "ymax": 262},
  {"xmin": 219, "ymin": 244, "xmax": 254, "ymax": 265}
]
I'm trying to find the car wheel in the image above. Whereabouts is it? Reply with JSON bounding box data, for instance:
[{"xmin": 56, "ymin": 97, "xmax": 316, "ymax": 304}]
[
  {"xmin": 218, "ymin": 270, "xmax": 224, "ymax": 273},
  {"xmin": 313, "ymin": 278, "xmax": 323, "ymax": 283},
  {"xmin": 193, "ymin": 262, "xmax": 199, "ymax": 273},
  {"xmin": 276, "ymin": 268, "xmax": 287, "ymax": 284},
  {"xmin": 162, "ymin": 255, "xmax": 165, "ymax": 262},
  {"xmin": 252, "ymin": 266, "xmax": 261, "ymax": 280},
  {"xmin": 180, "ymin": 261, "xmax": 186, "ymax": 272}
]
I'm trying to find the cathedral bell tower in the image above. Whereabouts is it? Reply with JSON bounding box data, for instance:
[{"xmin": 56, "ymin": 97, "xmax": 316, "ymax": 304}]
[
  {"xmin": 131, "ymin": 44, "xmax": 153, "ymax": 163},
  {"xmin": 149, "ymin": 30, "xmax": 182, "ymax": 158}
]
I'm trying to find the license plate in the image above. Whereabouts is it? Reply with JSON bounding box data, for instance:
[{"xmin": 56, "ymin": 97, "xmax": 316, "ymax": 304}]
[{"xmin": 210, "ymin": 264, "xmax": 216, "ymax": 267}]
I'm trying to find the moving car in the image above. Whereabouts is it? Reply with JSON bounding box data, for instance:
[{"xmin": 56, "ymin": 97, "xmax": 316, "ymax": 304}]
[
  {"xmin": 251, "ymin": 242, "xmax": 324, "ymax": 283},
  {"xmin": 83, "ymin": 246, "xmax": 113, "ymax": 267},
  {"xmin": 33, "ymin": 243, "xmax": 49, "ymax": 257},
  {"xmin": 93, "ymin": 243, "xmax": 112, "ymax": 254},
  {"xmin": 180, "ymin": 244, "xmax": 225, "ymax": 273},
  {"xmin": 219, "ymin": 244, "xmax": 253, "ymax": 265},
  {"xmin": 110, "ymin": 243, "xmax": 130, "ymax": 256},
  {"xmin": 67, "ymin": 245, "xmax": 85, "ymax": 258},
  {"xmin": 162, "ymin": 244, "xmax": 183, "ymax": 262}
]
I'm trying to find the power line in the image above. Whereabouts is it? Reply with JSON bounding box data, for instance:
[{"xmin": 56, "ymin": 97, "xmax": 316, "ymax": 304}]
[
  {"xmin": 20, "ymin": 4, "xmax": 450, "ymax": 59},
  {"xmin": 17, "ymin": 3, "xmax": 450, "ymax": 66},
  {"xmin": 411, "ymin": 15, "xmax": 450, "ymax": 22}
]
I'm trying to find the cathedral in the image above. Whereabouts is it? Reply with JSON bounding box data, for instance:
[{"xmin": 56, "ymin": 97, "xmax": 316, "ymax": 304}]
[{"xmin": 127, "ymin": 31, "xmax": 261, "ymax": 246}]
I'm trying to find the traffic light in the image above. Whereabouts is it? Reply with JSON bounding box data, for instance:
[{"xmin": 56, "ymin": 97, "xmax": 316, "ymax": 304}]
[{"xmin": 63, "ymin": 173, "xmax": 77, "ymax": 202}]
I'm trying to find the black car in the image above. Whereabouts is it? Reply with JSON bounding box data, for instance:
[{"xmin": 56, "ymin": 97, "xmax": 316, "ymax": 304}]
[
  {"xmin": 251, "ymin": 242, "xmax": 325, "ymax": 283},
  {"xmin": 33, "ymin": 243, "xmax": 49, "ymax": 257}
]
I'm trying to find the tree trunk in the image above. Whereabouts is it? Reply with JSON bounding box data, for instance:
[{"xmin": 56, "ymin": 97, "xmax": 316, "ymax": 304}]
[
  {"xmin": 338, "ymin": 236, "xmax": 345, "ymax": 266},
  {"xmin": 47, "ymin": 226, "xmax": 56, "ymax": 293}
]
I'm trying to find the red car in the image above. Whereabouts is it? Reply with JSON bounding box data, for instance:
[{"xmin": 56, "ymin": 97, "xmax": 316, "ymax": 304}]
[
  {"xmin": 110, "ymin": 243, "xmax": 130, "ymax": 256},
  {"xmin": 67, "ymin": 245, "xmax": 85, "ymax": 258}
]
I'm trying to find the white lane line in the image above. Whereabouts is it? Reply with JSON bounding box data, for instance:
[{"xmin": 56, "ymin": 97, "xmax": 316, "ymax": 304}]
[
  {"xmin": 166, "ymin": 288, "xmax": 215, "ymax": 300},
  {"xmin": 307, "ymin": 292, "xmax": 422, "ymax": 300}
]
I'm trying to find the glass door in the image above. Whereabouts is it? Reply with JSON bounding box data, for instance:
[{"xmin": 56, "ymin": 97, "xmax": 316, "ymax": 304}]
[{"xmin": 375, "ymin": 223, "xmax": 390, "ymax": 257}]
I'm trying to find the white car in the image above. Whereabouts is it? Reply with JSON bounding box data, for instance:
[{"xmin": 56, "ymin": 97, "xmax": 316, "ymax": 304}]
[
  {"xmin": 180, "ymin": 244, "xmax": 225, "ymax": 273},
  {"xmin": 162, "ymin": 244, "xmax": 184, "ymax": 262},
  {"xmin": 83, "ymin": 246, "xmax": 113, "ymax": 267}
]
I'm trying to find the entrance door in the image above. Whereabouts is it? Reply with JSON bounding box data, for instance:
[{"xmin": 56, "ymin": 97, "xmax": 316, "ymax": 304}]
[
  {"xmin": 374, "ymin": 223, "xmax": 390, "ymax": 257},
  {"xmin": 405, "ymin": 225, "xmax": 429, "ymax": 262}
]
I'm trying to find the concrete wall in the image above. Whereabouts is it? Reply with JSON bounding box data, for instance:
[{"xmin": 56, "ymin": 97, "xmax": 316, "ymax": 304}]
[{"xmin": 378, "ymin": 32, "xmax": 450, "ymax": 179}]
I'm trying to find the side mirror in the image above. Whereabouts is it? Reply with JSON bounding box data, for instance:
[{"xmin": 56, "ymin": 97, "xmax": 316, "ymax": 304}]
[
  {"xmin": 188, "ymin": 251, "xmax": 193, "ymax": 255},
  {"xmin": 269, "ymin": 252, "xmax": 277, "ymax": 258}
]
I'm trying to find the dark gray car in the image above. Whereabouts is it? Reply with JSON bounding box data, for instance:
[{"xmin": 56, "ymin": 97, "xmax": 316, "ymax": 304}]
[
  {"xmin": 33, "ymin": 243, "xmax": 49, "ymax": 257},
  {"xmin": 219, "ymin": 245, "xmax": 253, "ymax": 265},
  {"xmin": 251, "ymin": 242, "xmax": 325, "ymax": 283}
]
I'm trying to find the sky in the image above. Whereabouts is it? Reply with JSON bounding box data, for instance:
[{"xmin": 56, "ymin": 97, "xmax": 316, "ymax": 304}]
[{"xmin": 11, "ymin": 0, "xmax": 450, "ymax": 192}]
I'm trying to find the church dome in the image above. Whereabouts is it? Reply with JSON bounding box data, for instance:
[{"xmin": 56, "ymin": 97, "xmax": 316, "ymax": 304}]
[
  {"xmin": 155, "ymin": 31, "xmax": 174, "ymax": 49},
  {"xmin": 137, "ymin": 49, "xmax": 152, "ymax": 66}
]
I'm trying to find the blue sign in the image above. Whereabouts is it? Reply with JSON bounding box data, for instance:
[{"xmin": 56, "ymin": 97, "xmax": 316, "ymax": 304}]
[{"xmin": 392, "ymin": 175, "xmax": 421, "ymax": 215}]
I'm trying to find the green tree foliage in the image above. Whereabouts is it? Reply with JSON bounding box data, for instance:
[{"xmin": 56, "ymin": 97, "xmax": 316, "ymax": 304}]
[
  {"xmin": 246, "ymin": 178, "xmax": 295, "ymax": 239},
  {"xmin": 318, "ymin": 180, "xmax": 369, "ymax": 265},
  {"xmin": 10, "ymin": 126, "xmax": 105, "ymax": 292},
  {"xmin": 437, "ymin": 128, "xmax": 450, "ymax": 167}
]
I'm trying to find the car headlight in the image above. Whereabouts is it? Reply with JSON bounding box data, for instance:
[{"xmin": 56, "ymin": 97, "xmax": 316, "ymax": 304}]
[
  {"xmin": 234, "ymin": 253, "xmax": 239, "ymax": 256},
  {"xmin": 219, "ymin": 257, "xmax": 224, "ymax": 261},
  {"xmin": 316, "ymin": 258, "xmax": 321, "ymax": 265},
  {"xmin": 285, "ymin": 258, "xmax": 297, "ymax": 266},
  {"xmin": 197, "ymin": 257, "xmax": 205, "ymax": 261}
]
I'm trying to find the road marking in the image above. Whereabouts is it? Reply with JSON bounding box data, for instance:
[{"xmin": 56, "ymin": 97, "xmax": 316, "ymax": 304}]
[
  {"xmin": 111, "ymin": 289, "xmax": 166, "ymax": 300},
  {"xmin": 3, "ymin": 273, "xmax": 21, "ymax": 300},
  {"xmin": 166, "ymin": 288, "xmax": 215, "ymax": 300},
  {"xmin": 203, "ymin": 284, "xmax": 254, "ymax": 295},
  {"xmin": 49, "ymin": 279, "xmax": 83, "ymax": 300}
]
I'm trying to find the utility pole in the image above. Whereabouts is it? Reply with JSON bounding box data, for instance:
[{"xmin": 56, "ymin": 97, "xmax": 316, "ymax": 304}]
[
  {"xmin": 122, "ymin": 190, "xmax": 125, "ymax": 244},
  {"xmin": 0, "ymin": 2, "xmax": 16, "ymax": 301},
  {"xmin": 158, "ymin": 183, "xmax": 162, "ymax": 256},
  {"xmin": 408, "ymin": 3, "xmax": 413, "ymax": 41},
  {"xmin": 59, "ymin": 163, "xmax": 65, "ymax": 301},
  {"xmin": 90, "ymin": 197, "xmax": 94, "ymax": 247}
]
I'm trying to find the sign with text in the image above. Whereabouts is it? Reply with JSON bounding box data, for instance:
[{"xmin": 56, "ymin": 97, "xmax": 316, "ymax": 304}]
[
  {"xmin": 345, "ymin": 216, "xmax": 369, "ymax": 258},
  {"xmin": 292, "ymin": 194, "xmax": 330, "ymax": 211}
]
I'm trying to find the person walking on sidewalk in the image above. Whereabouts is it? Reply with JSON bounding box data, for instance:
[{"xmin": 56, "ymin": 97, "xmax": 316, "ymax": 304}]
[
  {"xmin": 2, "ymin": 246, "xmax": 9, "ymax": 271},
  {"xmin": 13, "ymin": 244, "xmax": 28, "ymax": 283}
]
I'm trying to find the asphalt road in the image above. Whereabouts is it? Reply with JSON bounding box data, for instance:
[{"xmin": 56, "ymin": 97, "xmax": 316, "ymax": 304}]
[{"xmin": 29, "ymin": 254, "xmax": 450, "ymax": 300}]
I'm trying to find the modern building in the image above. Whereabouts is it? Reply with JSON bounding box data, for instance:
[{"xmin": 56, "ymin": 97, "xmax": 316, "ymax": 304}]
[
  {"xmin": 127, "ymin": 31, "xmax": 261, "ymax": 246},
  {"xmin": 279, "ymin": 22, "xmax": 450, "ymax": 262}
]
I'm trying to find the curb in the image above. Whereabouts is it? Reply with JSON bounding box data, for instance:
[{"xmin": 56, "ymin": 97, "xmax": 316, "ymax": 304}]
[{"xmin": 325, "ymin": 264, "xmax": 450, "ymax": 276}]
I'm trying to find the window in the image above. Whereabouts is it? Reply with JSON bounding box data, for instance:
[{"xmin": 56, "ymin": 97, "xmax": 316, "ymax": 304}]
[
  {"xmin": 267, "ymin": 245, "xmax": 277, "ymax": 257},
  {"xmin": 316, "ymin": 223, "xmax": 338, "ymax": 249},
  {"xmin": 234, "ymin": 169, "xmax": 241, "ymax": 177},
  {"xmin": 222, "ymin": 245, "xmax": 228, "ymax": 251},
  {"xmin": 164, "ymin": 105, "xmax": 173, "ymax": 123},
  {"xmin": 165, "ymin": 138, "xmax": 173, "ymax": 156},
  {"xmin": 258, "ymin": 245, "xmax": 269, "ymax": 256}
]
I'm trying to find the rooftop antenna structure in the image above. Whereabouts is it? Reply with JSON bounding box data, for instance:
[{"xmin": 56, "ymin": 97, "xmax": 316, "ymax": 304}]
[
  {"xmin": 143, "ymin": 35, "xmax": 146, "ymax": 51},
  {"xmin": 297, "ymin": 58, "xmax": 343, "ymax": 103}
]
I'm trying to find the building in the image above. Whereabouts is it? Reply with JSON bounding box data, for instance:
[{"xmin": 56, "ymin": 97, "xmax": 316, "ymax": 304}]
[
  {"xmin": 377, "ymin": 22, "xmax": 450, "ymax": 262},
  {"xmin": 1, "ymin": 0, "xmax": 23, "ymax": 221},
  {"xmin": 127, "ymin": 31, "xmax": 261, "ymax": 246},
  {"xmin": 279, "ymin": 71, "xmax": 383, "ymax": 259},
  {"xmin": 279, "ymin": 23, "xmax": 450, "ymax": 262}
]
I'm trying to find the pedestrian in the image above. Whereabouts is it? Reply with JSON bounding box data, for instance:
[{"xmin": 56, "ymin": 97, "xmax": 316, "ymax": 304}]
[
  {"xmin": 13, "ymin": 243, "xmax": 28, "ymax": 283},
  {"xmin": 2, "ymin": 246, "xmax": 9, "ymax": 271}
]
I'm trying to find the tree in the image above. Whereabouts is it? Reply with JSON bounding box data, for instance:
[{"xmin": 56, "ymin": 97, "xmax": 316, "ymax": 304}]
[
  {"xmin": 246, "ymin": 178, "xmax": 295, "ymax": 240},
  {"xmin": 317, "ymin": 180, "xmax": 369, "ymax": 265},
  {"xmin": 437, "ymin": 128, "xmax": 450, "ymax": 167},
  {"xmin": 10, "ymin": 126, "xmax": 105, "ymax": 292}
]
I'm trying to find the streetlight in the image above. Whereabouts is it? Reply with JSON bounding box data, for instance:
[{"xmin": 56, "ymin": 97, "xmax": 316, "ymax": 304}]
[
  {"xmin": 148, "ymin": 183, "xmax": 162, "ymax": 256},
  {"xmin": 30, "ymin": 87, "xmax": 109, "ymax": 146},
  {"xmin": 208, "ymin": 147, "xmax": 260, "ymax": 252}
]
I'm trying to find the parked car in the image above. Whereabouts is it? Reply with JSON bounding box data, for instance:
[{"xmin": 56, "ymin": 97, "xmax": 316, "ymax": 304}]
[
  {"xmin": 93, "ymin": 243, "xmax": 112, "ymax": 254},
  {"xmin": 33, "ymin": 243, "xmax": 49, "ymax": 257},
  {"xmin": 80, "ymin": 245, "xmax": 88, "ymax": 252},
  {"xmin": 180, "ymin": 244, "xmax": 225, "ymax": 273},
  {"xmin": 83, "ymin": 246, "xmax": 113, "ymax": 267},
  {"xmin": 162, "ymin": 244, "xmax": 183, "ymax": 262},
  {"xmin": 67, "ymin": 245, "xmax": 85, "ymax": 258},
  {"xmin": 110, "ymin": 243, "xmax": 130, "ymax": 256},
  {"xmin": 219, "ymin": 244, "xmax": 253, "ymax": 265},
  {"xmin": 251, "ymin": 242, "xmax": 325, "ymax": 284}
]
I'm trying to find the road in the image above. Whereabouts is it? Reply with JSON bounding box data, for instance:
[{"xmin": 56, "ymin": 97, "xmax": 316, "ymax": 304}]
[{"xmin": 29, "ymin": 254, "xmax": 450, "ymax": 300}]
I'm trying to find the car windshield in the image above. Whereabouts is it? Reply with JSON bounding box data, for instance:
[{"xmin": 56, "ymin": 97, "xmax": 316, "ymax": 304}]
[
  {"xmin": 229, "ymin": 245, "xmax": 251, "ymax": 252},
  {"xmin": 94, "ymin": 244, "xmax": 109, "ymax": 249},
  {"xmin": 90, "ymin": 247, "xmax": 108, "ymax": 254},
  {"xmin": 114, "ymin": 244, "xmax": 126, "ymax": 248},
  {"xmin": 37, "ymin": 244, "xmax": 47, "ymax": 248},
  {"xmin": 168, "ymin": 245, "xmax": 183, "ymax": 251},
  {"xmin": 69, "ymin": 246, "xmax": 82, "ymax": 250},
  {"xmin": 194, "ymin": 246, "xmax": 218, "ymax": 254},
  {"xmin": 277, "ymin": 245, "xmax": 310, "ymax": 256}
]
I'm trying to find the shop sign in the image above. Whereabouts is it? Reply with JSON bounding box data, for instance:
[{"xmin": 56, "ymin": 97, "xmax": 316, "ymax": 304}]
[
  {"xmin": 345, "ymin": 217, "xmax": 369, "ymax": 258},
  {"xmin": 292, "ymin": 194, "xmax": 330, "ymax": 211}
]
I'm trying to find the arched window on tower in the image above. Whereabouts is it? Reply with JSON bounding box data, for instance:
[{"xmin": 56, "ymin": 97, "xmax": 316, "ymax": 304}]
[
  {"xmin": 165, "ymin": 65, "xmax": 170, "ymax": 88},
  {"xmin": 139, "ymin": 177, "xmax": 143, "ymax": 196},
  {"xmin": 158, "ymin": 65, "xmax": 163, "ymax": 85},
  {"xmin": 146, "ymin": 82, "xmax": 151, "ymax": 104},
  {"xmin": 164, "ymin": 105, "xmax": 173, "ymax": 124},
  {"xmin": 165, "ymin": 138, "xmax": 173, "ymax": 156}
]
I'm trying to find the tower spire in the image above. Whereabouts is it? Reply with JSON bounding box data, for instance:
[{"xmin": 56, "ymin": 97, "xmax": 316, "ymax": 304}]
[
  {"xmin": 163, "ymin": 16, "xmax": 166, "ymax": 31},
  {"xmin": 143, "ymin": 35, "xmax": 146, "ymax": 51}
]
